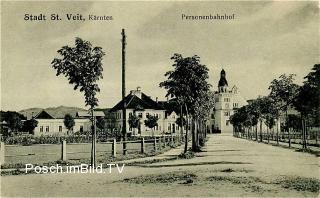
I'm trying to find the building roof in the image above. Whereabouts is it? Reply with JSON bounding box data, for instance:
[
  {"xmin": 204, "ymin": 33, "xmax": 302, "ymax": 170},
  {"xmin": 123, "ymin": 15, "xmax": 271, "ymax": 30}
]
[
  {"xmin": 34, "ymin": 110, "xmax": 55, "ymax": 119},
  {"xmin": 110, "ymin": 92, "xmax": 164, "ymax": 112},
  {"xmin": 76, "ymin": 111, "xmax": 105, "ymax": 117}
]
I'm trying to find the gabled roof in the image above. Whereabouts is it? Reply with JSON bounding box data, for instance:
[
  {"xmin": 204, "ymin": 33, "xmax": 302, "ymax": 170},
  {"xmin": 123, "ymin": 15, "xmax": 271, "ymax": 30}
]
[
  {"xmin": 110, "ymin": 93, "xmax": 164, "ymax": 112},
  {"xmin": 34, "ymin": 110, "xmax": 55, "ymax": 119},
  {"xmin": 76, "ymin": 111, "xmax": 105, "ymax": 117}
]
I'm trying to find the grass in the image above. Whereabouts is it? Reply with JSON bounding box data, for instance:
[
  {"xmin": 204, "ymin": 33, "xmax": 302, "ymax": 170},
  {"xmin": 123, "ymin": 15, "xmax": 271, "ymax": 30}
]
[
  {"xmin": 275, "ymin": 176, "xmax": 320, "ymax": 193},
  {"xmin": 1, "ymin": 144, "xmax": 177, "ymax": 176},
  {"xmin": 121, "ymin": 171, "xmax": 197, "ymax": 184},
  {"xmin": 206, "ymin": 175, "xmax": 263, "ymax": 184}
]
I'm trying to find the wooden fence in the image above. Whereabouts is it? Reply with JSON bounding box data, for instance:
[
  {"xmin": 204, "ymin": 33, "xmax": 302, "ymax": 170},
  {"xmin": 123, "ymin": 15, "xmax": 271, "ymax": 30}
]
[
  {"xmin": 0, "ymin": 135, "xmax": 181, "ymax": 165},
  {"xmin": 233, "ymin": 129, "xmax": 319, "ymax": 150}
]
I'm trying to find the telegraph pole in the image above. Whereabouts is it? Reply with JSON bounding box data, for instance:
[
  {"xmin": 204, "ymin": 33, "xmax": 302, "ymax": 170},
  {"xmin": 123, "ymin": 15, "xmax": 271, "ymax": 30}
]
[{"xmin": 122, "ymin": 29, "xmax": 127, "ymax": 155}]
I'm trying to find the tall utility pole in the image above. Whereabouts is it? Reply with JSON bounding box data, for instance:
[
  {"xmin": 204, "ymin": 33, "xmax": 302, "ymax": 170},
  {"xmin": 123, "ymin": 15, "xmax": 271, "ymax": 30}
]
[{"xmin": 121, "ymin": 29, "xmax": 127, "ymax": 155}]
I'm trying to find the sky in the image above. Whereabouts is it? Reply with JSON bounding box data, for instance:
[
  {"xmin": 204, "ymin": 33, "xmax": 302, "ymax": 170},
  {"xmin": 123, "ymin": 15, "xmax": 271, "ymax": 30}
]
[{"xmin": 1, "ymin": 1, "xmax": 319, "ymax": 111}]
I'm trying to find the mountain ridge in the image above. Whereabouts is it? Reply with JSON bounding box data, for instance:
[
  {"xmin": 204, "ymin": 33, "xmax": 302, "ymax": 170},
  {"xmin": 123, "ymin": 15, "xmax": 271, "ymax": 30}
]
[{"xmin": 19, "ymin": 106, "xmax": 87, "ymax": 119}]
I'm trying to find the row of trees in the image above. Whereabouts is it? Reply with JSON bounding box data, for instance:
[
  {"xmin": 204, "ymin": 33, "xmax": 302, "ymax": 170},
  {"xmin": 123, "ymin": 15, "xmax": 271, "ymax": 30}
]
[
  {"xmin": 230, "ymin": 64, "xmax": 320, "ymax": 145},
  {"xmin": 160, "ymin": 54, "xmax": 214, "ymax": 153}
]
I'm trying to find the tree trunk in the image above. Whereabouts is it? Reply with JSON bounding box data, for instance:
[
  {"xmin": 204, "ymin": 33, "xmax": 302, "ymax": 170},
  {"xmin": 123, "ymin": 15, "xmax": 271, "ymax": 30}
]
[
  {"xmin": 260, "ymin": 119, "xmax": 262, "ymax": 142},
  {"xmin": 191, "ymin": 118, "xmax": 196, "ymax": 151},
  {"xmin": 286, "ymin": 108, "xmax": 291, "ymax": 148},
  {"xmin": 276, "ymin": 118, "xmax": 279, "ymax": 145},
  {"xmin": 184, "ymin": 104, "xmax": 189, "ymax": 153},
  {"xmin": 180, "ymin": 105, "xmax": 183, "ymax": 142},
  {"xmin": 90, "ymin": 108, "xmax": 96, "ymax": 167}
]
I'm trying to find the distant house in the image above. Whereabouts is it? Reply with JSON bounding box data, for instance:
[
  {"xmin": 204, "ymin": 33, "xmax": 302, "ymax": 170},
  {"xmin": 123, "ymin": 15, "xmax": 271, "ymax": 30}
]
[
  {"xmin": 33, "ymin": 110, "xmax": 105, "ymax": 136},
  {"xmin": 110, "ymin": 87, "xmax": 180, "ymax": 136}
]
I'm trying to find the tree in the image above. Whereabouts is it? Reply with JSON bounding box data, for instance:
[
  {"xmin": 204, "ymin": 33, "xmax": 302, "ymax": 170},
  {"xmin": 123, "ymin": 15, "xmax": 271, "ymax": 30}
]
[
  {"xmin": 6, "ymin": 113, "xmax": 24, "ymax": 133},
  {"xmin": 144, "ymin": 115, "xmax": 159, "ymax": 136},
  {"xmin": 96, "ymin": 117, "xmax": 106, "ymax": 136},
  {"xmin": 64, "ymin": 114, "xmax": 75, "ymax": 135},
  {"xmin": 23, "ymin": 119, "xmax": 38, "ymax": 134},
  {"xmin": 176, "ymin": 116, "xmax": 186, "ymax": 128},
  {"xmin": 96, "ymin": 117, "xmax": 105, "ymax": 131},
  {"xmin": 128, "ymin": 114, "xmax": 140, "ymax": 135},
  {"xmin": 1, "ymin": 111, "xmax": 26, "ymax": 135},
  {"xmin": 51, "ymin": 37, "xmax": 105, "ymax": 166},
  {"xmin": 160, "ymin": 54, "xmax": 212, "ymax": 152},
  {"xmin": 293, "ymin": 64, "xmax": 320, "ymax": 127},
  {"xmin": 268, "ymin": 74, "xmax": 299, "ymax": 147}
]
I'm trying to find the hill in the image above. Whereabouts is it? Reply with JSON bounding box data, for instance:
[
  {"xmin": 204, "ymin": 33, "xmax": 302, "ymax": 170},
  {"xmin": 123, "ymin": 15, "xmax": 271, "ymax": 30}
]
[{"xmin": 19, "ymin": 106, "xmax": 87, "ymax": 119}]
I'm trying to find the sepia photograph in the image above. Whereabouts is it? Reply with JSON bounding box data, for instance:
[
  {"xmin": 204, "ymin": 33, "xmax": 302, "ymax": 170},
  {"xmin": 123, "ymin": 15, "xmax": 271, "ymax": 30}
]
[{"xmin": 0, "ymin": 1, "xmax": 319, "ymax": 197}]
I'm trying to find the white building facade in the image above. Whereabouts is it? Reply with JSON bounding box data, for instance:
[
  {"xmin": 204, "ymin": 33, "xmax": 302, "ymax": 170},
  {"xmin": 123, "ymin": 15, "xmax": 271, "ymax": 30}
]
[
  {"xmin": 208, "ymin": 69, "xmax": 247, "ymax": 134},
  {"xmin": 33, "ymin": 110, "xmax": 104, "ymax": 136}
]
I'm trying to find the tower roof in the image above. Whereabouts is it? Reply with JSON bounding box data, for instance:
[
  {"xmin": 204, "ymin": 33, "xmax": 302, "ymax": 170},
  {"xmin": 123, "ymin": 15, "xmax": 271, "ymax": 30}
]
[{"xmin": 218, "ymin": 69, "xmax": 228, "ymax": 87}]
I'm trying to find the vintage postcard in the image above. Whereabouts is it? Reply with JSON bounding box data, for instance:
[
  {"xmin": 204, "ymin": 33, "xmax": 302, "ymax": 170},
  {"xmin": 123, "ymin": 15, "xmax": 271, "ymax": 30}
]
[{"xmin": 1, "ymin": 1, "xmax": 319, "ymax": 197}]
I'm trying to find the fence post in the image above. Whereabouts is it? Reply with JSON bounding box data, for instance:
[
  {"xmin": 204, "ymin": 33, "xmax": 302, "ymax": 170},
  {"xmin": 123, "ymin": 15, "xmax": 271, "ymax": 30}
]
[
  {"xmin": 61, "ymin": 140, "xmax": 67, "ymax": 161},
  {"xmin": 288, "ymin": 128, "xmax": 291, "ymax": 148},
  {"xmin": 154, "ymin": 137, "xmax": 158, "ymax": 152},
  {"xmin": 141, "ymin": 138, "xmax": 145, "ymax": 154},
  {"xmin": 0, "ymin": 142, "xmax": 5, "ymax": 165},
  {"xmin": 112, "ymin": 139, "xmax": 117, "ymax": 157}
]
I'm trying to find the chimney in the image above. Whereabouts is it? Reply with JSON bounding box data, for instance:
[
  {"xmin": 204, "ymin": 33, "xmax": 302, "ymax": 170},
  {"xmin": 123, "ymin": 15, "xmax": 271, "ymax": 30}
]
[
  {"xmin": 156, "ymin": 97, "xmax": 158, "ymax": 103},
  {"xmin": 130, "ymin": 86, "xmax": 142, "ymax": 99}
]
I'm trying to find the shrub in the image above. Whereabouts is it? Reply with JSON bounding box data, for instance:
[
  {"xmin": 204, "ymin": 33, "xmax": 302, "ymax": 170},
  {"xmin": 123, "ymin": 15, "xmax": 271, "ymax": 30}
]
[{"xmin": 178, "ymin": 150, "xmax": 195, "ymax": 159}]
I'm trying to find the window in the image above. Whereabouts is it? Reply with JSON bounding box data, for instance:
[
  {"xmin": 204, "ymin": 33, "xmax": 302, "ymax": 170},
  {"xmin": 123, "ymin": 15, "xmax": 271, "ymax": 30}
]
[
  {"xmin": 224, "ymin": 98, "xmax": 230, "ymax": 102},
  {"xmin": 138, "ymin": 113, "xmax": 143, "ymax": 118},
  {"xmin": 225, "ymin": 103, "xmax": 229, "ymax": 108},
  {"xmin": 211, "ymin": 113, "xmax": 214, "ymax": 119},
  {"xmin": 146, "ymin": 113, "xmax": 149, "ymax": 118},
  {"xmin": 80, "ymin": 126, "xmax": 83, "ymax": 133},
  {"xmin": 129, "ymin": 127, "xmax": 132, "ymax": 131},
  {"xmin": 45, "ymin": 126, "xmax": 49, "ymax": 132},
  {"xmin": 40, "ymin": 126, "xmax": 43, "ymax": 132},
  {"xmin": 226, "ymin": 120, "xmax": 230, "ymax": 126},
  {"xmin": 215, "ymin": 98, "xmax": 219, "ymax": 102},
  {"xmin": 59, "ymin": 126, "xmax": 62, "ymax": 132},
  {"xmin": 224, "ymin": 111, "xmax": 230, "ymax": 116},
  {"xmin": 233, "ymin": 103, "xmax": 238, "ymax": 108},
  {"xmin": 168, "ymin": 125, "xmax": 171, "ymax": 131},
  {"xmin": 129, "ymin": 112, "xmax": 133, "ymax": 118}
]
